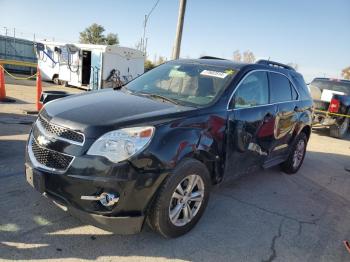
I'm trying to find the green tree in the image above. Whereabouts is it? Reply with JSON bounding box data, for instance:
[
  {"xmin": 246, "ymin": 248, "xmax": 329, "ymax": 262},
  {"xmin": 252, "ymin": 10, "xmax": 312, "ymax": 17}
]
[
  {"xmin": 144, "ymin": 60, "xmax": 155, "ymax": 71},
  {"xmin": 79, "ymin": 23, "xmax": 119, "ymax": 45},
  {"xmin": 104, "ymin": 33, "xmax": 119, "ymax": 45}
]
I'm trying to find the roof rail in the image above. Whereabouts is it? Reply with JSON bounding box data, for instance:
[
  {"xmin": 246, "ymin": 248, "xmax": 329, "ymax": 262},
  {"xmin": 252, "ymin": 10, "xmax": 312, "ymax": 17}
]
[
  {"xmin": 256, "ymin": 60, "xmax": 295, "ymax": 71},
  {"xmin": 199, "ymin": 56, "xmax": 226, "ymax": 60}
]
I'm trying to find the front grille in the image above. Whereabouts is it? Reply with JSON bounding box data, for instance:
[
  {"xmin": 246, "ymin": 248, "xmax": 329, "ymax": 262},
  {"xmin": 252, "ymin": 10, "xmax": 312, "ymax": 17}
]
[
  {"xmin": 30, "ymin": 136, "xmax": 74, "ymax": 172},
  {"xmin": 38, "ymin": 115, "xmax": 84, "ymax": 144}
]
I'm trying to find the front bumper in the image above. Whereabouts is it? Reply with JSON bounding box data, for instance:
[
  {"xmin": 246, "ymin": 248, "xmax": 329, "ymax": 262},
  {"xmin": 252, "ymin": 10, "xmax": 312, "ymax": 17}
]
[
  {"xmin": 25, "ymin": 163, "xmax": 149, "ymax": 234},
  {"xmin": 25, "ymin": 151, "xmax": 167, "ymax": 234},
  {"xmin": 54, "ymin": 198, "xmax": 144, "ymax": 234}
]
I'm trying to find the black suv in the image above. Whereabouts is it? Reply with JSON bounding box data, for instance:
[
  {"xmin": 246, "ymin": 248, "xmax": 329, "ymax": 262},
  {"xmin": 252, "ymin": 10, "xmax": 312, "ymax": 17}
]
[{"xmin": 25, "ymin": 58, "xmax": 313, "ymax": 238}]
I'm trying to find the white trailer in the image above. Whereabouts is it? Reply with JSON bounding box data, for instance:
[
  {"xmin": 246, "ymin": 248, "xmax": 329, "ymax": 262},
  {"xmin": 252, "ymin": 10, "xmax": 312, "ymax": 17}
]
[
  {"xmin": 35, "ymin": 42, "xmax": 62, "ymax": 83},
  {"xmin": 35, "ymin": 41, "xmax": 145, "ymax": 90}
]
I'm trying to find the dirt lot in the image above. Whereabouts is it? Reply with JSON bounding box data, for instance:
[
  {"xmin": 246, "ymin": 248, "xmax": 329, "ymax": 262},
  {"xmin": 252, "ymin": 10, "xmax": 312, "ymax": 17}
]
[{"xmin": 1, "ymin": 81, "xmax": 350, "ymax": 261}]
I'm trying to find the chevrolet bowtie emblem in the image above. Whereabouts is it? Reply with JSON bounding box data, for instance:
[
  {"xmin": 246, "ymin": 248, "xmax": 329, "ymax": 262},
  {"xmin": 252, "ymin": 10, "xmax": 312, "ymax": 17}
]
[{"xmin": 37, "ymin": 135, "xmax": 51, "ymax": 146}]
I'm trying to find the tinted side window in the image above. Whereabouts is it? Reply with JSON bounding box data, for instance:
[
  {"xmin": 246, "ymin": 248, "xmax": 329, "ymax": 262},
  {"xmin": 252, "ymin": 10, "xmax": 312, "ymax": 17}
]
[
  {"xmin": 292, "ymin": 74, "xmax": 312, "ymax": 100},
  {"xmin": 232, "ymin": 71, "xmax": 269, "ymax": 108},
  {"xmin": 269, "ymin": 72, "xmax": 292, "ymax": 103}
]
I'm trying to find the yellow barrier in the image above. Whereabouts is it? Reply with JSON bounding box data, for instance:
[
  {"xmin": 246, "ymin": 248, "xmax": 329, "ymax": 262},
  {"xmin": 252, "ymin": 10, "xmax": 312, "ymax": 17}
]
[
  {"xmin": 0, "ymin": 59, "xmax": 37, "ymax": 68},
  {"xmin": 0, "ymin": 65, "xmax": 37, "ymax": 80},
  {"xmin": 314, "ymin": 109, "xmax": 350, "ymax": 118}
]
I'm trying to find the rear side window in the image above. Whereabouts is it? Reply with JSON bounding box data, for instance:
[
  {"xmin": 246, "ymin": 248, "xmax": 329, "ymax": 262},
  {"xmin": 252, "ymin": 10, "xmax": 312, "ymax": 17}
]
[
  {"xmin": 269, "ymin": 72, "xmax": 292, "ymax": 103},
  {"xmin": 291, "ymin": 82, "xmax": 298, "ymax": 100},
  {"xmin": 292, "ymin": 74, "xmax": 312, "ymax": 100}
]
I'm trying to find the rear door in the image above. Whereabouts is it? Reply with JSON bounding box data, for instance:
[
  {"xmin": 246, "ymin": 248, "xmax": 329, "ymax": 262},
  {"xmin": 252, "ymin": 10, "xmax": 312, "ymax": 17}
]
[
  {"xmin": 225, "ymin": 71, "xmax": 278, "ymax": 179},
  {"xmin": 268, "ymin": 72, "xmax": 298, "ymax": 159}
]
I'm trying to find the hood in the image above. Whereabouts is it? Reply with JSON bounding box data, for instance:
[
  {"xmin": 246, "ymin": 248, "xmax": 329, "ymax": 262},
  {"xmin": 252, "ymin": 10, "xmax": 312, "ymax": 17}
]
[{"xmin": 42, "ymin": 89, "xmax": 194, "ymax": 138}]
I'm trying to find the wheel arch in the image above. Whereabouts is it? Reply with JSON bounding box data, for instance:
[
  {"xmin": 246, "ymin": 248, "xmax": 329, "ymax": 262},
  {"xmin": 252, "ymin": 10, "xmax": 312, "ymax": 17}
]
[
  {"xmin": 181, "ymin": 150, "xmax": 220, "ymax": 184},
  {"xmin": 300, "ymin": 125, "xmax": 311, "ymax": 141}
]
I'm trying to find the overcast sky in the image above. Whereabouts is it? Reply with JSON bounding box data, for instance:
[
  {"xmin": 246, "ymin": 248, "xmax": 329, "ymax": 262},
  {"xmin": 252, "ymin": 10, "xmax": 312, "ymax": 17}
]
[{"xmin": 0, "ymin": 0, "xmax": 349, "ymax": 81}]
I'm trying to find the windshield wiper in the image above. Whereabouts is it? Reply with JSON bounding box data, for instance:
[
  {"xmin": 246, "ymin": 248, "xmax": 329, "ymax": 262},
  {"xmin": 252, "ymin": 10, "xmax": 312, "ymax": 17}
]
[
  {"xmin": 136, "ymin": 92, "xmax": 181, "ymax": 105},
  {"xmin": 113, "ymin": 83, "xmax": 127, "ymax": 90}
]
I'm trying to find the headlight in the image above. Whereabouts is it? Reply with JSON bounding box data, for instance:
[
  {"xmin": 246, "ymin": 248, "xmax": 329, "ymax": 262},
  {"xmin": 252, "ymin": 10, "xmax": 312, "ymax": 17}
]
[{"xmin": 87, "ymin": 126, "xmax": 154, "ymax": 163}]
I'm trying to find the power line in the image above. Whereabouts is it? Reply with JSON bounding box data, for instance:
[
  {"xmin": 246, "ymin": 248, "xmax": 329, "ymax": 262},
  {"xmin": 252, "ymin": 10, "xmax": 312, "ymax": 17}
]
[
  {"xmin": 141, "ymin": 0, "xmax": 161, "ymax": 55},
  {"xmin": 147, "ymin": 0, "xmax": 160, "ymax": 18}
]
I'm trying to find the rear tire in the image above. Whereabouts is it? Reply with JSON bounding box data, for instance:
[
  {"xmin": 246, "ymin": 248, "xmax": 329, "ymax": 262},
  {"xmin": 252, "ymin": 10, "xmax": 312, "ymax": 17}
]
[
  {"xmin": 280, "ymin": 132, "xmax": 308, "ymax": 174},
  {"xmin": 147, "ymin": 159, "xmax": 211, "ymax": 238},
  {"xmin": 330, "ymin": 118, "xmax": 349, "ymax": 139}
]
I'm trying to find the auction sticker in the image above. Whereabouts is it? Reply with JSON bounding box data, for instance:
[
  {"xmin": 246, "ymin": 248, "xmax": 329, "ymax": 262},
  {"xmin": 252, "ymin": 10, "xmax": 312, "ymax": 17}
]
[{"xmin": 200, "ymin": 70, "xmax": 228, "ymax": 79}]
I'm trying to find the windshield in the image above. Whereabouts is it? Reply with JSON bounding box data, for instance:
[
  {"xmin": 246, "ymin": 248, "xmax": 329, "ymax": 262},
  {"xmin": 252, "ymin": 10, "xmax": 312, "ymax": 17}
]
[
  {"xmin": 310, "ymin": 79, "xmax": 350, "ymax": 95},
  {"xmin": 126, "ymin": 62, "xmax": 237, "ymax": 106}
]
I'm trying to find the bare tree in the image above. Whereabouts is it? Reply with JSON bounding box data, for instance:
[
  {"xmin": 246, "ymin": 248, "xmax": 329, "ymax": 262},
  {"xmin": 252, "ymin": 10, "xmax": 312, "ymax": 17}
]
[
  {"xmin": 233, "ymin": 50, "xmax": 255, "ymax": 63},
  {"xmin": 242, "ymin": 50, "xmax": 255, "ymax": 63},
  {"xmin": 156, "ymin": 56, "xmax": 166, "ymax": 65},
  {"xmin": 342, "ymin": 67, "xmax": 350, "ymax": 80},
  {"xmin": 135, "ymin": 39, "xmax": 143, "ymax": 51},
  {"xmin": 233, "ymin": 50, "xmax": 241, "ymax": 62}
]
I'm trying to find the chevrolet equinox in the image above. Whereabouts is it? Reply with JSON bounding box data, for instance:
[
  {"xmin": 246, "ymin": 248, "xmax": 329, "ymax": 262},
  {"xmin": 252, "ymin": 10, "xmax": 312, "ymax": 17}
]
[{"xmin": 25, "ymin": 58, "xmax": 313, "ymax": 238}]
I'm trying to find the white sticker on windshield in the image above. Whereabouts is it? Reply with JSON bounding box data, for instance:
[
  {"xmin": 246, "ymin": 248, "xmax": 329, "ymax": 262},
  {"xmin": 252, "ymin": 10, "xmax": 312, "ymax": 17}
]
[{"xmin": 200, "ymin": 70, "xmax": 228, "ymax": 79}]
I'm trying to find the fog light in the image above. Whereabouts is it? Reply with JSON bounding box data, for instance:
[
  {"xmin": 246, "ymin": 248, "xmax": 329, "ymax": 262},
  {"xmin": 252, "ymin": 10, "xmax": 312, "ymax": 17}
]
[
  {"xmin": 100, "ymin": 193, "xmax": 119, "ymax": 207},
  {"xmin": 81, "ymin": 192, "xmax": 119, "ymax": 207}
]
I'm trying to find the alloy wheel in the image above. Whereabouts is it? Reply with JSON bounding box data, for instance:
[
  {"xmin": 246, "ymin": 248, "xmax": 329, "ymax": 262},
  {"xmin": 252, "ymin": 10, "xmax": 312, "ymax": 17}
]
[
  {"xmin": 169, "ymin": 174, "xmax": 205, "ymax": 227},
  {"xmin": 292, "ymin": 139, "xmax": 305, "ymax": 169}
]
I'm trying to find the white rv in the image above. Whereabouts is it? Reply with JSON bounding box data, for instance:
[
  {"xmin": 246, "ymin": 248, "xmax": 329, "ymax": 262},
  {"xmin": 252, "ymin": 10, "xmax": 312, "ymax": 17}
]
[{"xmin": 35, "ymin": 41, "xmax": 145, "ymax": 90}]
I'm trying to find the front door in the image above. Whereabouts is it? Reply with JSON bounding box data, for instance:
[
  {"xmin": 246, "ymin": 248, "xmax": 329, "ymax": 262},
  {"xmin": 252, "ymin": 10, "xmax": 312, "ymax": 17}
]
[{"xmin": 225, "ymin": 71, "xmax": 277, "ymax": 179}]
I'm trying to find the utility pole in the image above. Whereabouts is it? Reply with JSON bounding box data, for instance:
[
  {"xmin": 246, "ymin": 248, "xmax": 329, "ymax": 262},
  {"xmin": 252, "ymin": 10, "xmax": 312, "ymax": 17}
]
[
  {"xmin": 13, "ymin": 28, "xmax": 16, "ymax": 48},
  {"xmin": 172, "ymin": 0, "xmax": 187, "ymax": 59},
  {"xmin": 142, "ymin": 14, "xmax": 148, "ymax": 54},
  {"xmin": 4, "ymin": 27, "xmax": 8, "ymax": 59}
]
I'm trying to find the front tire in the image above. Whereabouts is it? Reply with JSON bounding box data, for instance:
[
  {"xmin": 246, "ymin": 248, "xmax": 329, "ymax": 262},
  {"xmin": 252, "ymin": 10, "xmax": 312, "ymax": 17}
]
[
  {"xmin": 281, "ymin": 132, "xmax": 308, "ymax": 174},
  {"xmin": 147, "ymin": 159, "xmax": 211, "ymax": 238}
]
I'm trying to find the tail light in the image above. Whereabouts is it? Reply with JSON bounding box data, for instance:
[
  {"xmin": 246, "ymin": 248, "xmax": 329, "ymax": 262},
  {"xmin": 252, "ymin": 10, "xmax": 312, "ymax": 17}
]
[{"xmin": 329, "ymin": 98, "xmax": 340, "ymax": 113}]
